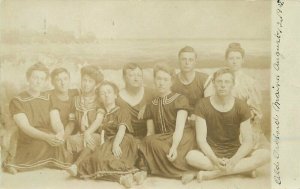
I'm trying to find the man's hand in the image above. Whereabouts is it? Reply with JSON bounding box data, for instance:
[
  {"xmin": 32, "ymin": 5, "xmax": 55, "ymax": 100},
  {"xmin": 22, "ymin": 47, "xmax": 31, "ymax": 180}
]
[
  {"xmin": 45, "ymin": 134, "xmax": 64, "ymax": 146},
  {"xmin": 212, "ymin": 157, "xmax": 227, "ymax": 171},
  {"xmin": 225, "ymin": 158, "xmax": 239, "ymax": 173},
  {"xmin": 167, "ymin": 146, "xmax": 178, "ymax": 162}
]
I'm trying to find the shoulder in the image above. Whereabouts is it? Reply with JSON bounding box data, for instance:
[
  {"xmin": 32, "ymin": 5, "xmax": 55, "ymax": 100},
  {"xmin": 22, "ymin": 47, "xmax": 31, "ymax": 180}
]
[
  {"xmin": 195, "ymin": 71, "xmax": 208, "ymax": 81},
  {"xmin": 234, "ymin": 97, "xmax": 249, "ymax": 110},
  {"xmin": 69, "ymin": 89, "xmax": 80, "ymax": 97}
]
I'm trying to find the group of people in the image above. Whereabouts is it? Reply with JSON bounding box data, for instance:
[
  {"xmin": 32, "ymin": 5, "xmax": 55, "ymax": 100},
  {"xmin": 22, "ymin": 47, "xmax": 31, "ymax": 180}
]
[{"xmin": 4, "ymin": 43, "xmax": 270, "ymax": 188}]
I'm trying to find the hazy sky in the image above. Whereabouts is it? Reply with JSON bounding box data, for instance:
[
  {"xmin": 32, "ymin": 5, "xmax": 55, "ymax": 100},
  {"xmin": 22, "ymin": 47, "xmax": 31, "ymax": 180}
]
[{"xmin": 0, "ymin": 0, "xmax": 271, "ymax": 40}]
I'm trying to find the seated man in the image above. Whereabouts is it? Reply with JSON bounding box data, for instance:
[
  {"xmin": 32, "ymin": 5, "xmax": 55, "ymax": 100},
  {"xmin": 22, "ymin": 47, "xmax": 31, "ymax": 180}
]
[{"xmin": 185, "ymin": 68, "xmax": 270, "ymax": 182}]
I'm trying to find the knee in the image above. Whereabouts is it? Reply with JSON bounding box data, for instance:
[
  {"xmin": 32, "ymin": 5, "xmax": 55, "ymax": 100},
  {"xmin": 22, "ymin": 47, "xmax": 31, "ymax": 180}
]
[
  {"xmin": 252, "ymin": 149, "xmax": 271, "ymax": 165},
  {"xmin": 185, "ymin": 150, "xmax": 203, "ymax": 164}
]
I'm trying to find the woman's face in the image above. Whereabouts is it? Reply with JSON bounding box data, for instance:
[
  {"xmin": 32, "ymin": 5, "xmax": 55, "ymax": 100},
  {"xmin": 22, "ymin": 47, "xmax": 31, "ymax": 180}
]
[
  {"xmin": 53, "ymin": 72, "xmax": 70, "ymax": 93},
  {"xmin": 81, "ymin": 74, "xmax": 97, "ymax": 94},
  {"xmin": 154, "ymin": 70, "xmax": 172, "ymax": 95},
  {"xmin": 28, "ymin": 70, "xmax": 47, "ymax": 92},
  {"xmin": 124, "ymin": 68, "xmax": 143, "ymax": 88},
  {"xmin": 226, "ymin": 51, "xmax": 244, "ymax": 71},
  {"xmin": 98, "ymin": 84, "xmax": 117, "ymax": 105}
]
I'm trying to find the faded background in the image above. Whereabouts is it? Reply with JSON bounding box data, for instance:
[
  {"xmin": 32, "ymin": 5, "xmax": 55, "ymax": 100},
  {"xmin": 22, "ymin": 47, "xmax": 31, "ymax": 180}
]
[{"xmin": 0, "ymin": 1, "xmax": 272, "ymax": 189}]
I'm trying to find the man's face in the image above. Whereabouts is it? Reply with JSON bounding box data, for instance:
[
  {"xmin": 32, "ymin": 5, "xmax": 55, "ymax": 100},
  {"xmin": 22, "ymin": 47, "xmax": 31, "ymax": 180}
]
[
  {"xmin": 213, "ymin": 73, "xmax": 234, "ymax": 97},
  {"xmin": 124, "ymin": 68, "xmax": 143, "ymax": 88},
  {"xmin": 179, "ymin": 52, "xmax": 196, "ymax": 73},
  {"xmin": 27, "ymin": 70, "xmax": 47, "ymax": 92},
  {"xmin": 81, "ymin": 74, "xmax": 97, "ymax": 94},
  {"xmin": 154, "ymin": 70, "xmax": 172, "ymax": 95},
  {"xmin": 226, "ymin": 51, "xmax": 244, "ymax": 71},
  {"xmin": 53, "ymin": 72, "xmax": 70, "ymax": 93}
]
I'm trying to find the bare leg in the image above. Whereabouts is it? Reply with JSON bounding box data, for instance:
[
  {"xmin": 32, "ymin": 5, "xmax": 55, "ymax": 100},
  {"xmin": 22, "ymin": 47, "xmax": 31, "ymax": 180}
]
[
  {"xmin": 197, "ymin": 149, "xmax": 270, "ymax": 181},
  {"xmin": 185, "ymin": 150, "xmax": 215, "ymax": 171}
]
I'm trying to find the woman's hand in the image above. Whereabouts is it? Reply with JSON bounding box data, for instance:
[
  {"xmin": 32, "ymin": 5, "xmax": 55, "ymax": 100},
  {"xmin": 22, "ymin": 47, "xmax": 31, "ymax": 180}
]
[
  {"xmin": 167, "ymin": 146, "xmax": 178, "ymax": 162},
  {"xmin": 83, "ymin": 131, "xmax": 95, "ymax": 148},
  {"xmin": 112, "ymin": 144, "xmax": 122, "ymax": 159}
]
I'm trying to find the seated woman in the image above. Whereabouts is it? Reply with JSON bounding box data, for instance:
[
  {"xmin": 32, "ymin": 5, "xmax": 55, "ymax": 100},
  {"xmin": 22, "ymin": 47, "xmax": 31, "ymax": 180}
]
[
  {"xmin": 139, "ymin": 63, "xmax": 197, "ymax": 183},
  {"xmin": 204, "ymin": 43, "xmax": 270, "ymax": 167},
  {"xmin": 66, "ymin": 65, "xmax": 104, "ymax": 170},
  {"xmin": 5, "ymin": 63, "xmax": 72, "ymax": 174},
  {"xmin": 49, "ymin": 67, "xmax": 78, "ymax": 141},
  {"xmin": 68, "ymin": 81, "xmax": 145, "ymax": 188},
  {"xmin": 118, "ymin": 63, "xmax": 153, "ymax": 140}
]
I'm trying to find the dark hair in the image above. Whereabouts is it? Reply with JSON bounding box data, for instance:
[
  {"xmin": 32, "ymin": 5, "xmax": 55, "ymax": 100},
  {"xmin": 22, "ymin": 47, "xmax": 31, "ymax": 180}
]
[
  {"xmin": 212, "ymin": 68, "xmax": 235, "ymax": 83},
  {"xmin": 153, "ymin": 63, "xmax": 175, "ymax": 78},
  {"xmin": 81, "ymin": 65, "xmax": 104, "ymax": 84},
  {"xmin": 97, "ymin": 80, "xmax": 119, "ymax": 96},
  {"xmin": 225, "ymin": 43, "xmax": 245, "ymax": 59},
  {"xmin": 26, "ymin": 62, "xmax": 49, "ymax": 79},
  {"xmin": 178, "ymin": 46, "xmax": 197, "ymax": 58},
  {"xmin": 50, "ymin": 67, "xmax": 70, "ymax": 83},
  {"xmin": 122, "ymin": 63, "xmax": 143, "ymax": 77}
]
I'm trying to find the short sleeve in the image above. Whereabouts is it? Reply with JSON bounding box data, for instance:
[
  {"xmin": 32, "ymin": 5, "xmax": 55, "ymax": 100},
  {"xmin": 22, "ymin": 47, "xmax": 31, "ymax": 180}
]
[
  {"xmin": 238, "ymin": 100, "xmax": 252, "ymax": 123},
  {"xmin": 117, "ymin": 108, "xmax": 133, "ymax": 133},
  {"xmin": 174, "ymin": 95, "xmax": 192, "ymax": 113},
  {"xmin": 194, "ymin": 99, "xmax": 206, "ymax": 119},
  {"xmin": 9, "ymin": 98, "xmax": 25, "ymax": 115},
  {"xmin": 143, "ymin": 104, "xmax": 153, "ymax": 120}
]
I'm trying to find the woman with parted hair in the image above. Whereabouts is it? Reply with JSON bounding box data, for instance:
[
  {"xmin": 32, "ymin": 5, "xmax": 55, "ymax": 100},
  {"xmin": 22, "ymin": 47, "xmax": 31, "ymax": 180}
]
[
  {"xmin": 139, "ymin": 63, "xmax": 197, "ymax": 183},
  {"xmin": 68, "ymin": 81, "xmax": 145, "ymax": 188},
  {"xmin": 66, "ymin": 65, "xmax": 104, "ymax": 173},
  {"xmin": 5, "ymin": 63, "xmax": 72, "ymax": 174}
]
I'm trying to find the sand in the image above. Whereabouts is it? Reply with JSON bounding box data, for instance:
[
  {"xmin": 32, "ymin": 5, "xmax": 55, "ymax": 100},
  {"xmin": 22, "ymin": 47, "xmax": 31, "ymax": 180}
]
[{"xmin": 1, "ymin": 163, "xmax": 270, "ymax": 189}]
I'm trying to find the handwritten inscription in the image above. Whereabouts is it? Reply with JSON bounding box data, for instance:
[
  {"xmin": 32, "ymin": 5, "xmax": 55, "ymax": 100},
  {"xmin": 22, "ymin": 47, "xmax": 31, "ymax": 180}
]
[{"xmin": 272, "ymin": 0, "xmax": 284, "ymax": 185}]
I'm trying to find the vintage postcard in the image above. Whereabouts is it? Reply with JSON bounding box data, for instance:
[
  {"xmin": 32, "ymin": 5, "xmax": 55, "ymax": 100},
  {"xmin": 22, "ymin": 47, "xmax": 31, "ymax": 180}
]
[{"xmin": 0, "ymin": 0, "xmax": 299, "ymax": 189}]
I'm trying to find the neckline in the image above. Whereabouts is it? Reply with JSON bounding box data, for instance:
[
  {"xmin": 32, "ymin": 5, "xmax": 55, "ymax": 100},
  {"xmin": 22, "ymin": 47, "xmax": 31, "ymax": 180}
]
[
  {"xmin": 178, "ymin": 72, "xmax": 196, "ymax": 86},
  {"xmin": 209, "ymin": 96, "xmax": 236, "ymax": 113},
  {"xmin": 119, "ymin": 87, "xmax": 145, "ymax": 107}
]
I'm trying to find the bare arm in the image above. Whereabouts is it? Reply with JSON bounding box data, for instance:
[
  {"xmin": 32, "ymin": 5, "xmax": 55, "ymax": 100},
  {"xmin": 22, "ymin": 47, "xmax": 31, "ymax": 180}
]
[
  {"xmin": 13, "ymin": 113, "xmax": 62, "ymax": 146},
  {"xmin": 112, "ymin": 125, "xmax": 126, "ymax": 158},
  {"xmin": 195, "ymin": 115, "xmax": 219, "ymax": 163},
  {"xmin": 171, "ymin": 110, "xmax": 188, "ymax": 149},
  {"xmin": 50, "ymin": 110, "xmax": 64, "ymax": 134},
  {"xmin": 231, "ymin": 119, "xmax": 253, "ymax": 162},
  {"xmin": 84, "ymin": 112, "xmax": 104, "ymax": 135},
  {"xmin": 113, "ymin": 125, "xmax": 126, "ymax": 147},
  {"xmin": 146, "ymin": 119, "xmax": 155, "ymax": 136}
]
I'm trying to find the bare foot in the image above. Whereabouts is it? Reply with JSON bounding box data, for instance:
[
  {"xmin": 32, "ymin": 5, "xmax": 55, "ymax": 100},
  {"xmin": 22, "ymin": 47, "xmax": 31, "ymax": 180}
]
[
  {"xmin": 66, "ymin": 164, "xmax": 77, "ymax": 177},
  {"xmin": 181, "ymin": 171, "xmax": 196, "ymax": 184},
  {"xmin": 6, "ymin": 167, "xmax": 18, "ymax": 175},
  {"xmin": 196, "ymin": 171, "xmax": 204, "ymax": 183},
  {"xmin": 120, "ymin": 174, "xmax": 134, "ymax": 188},
  {"xmin": 133, "ymin": 171, "xmax": 147, "ymax": 185}
]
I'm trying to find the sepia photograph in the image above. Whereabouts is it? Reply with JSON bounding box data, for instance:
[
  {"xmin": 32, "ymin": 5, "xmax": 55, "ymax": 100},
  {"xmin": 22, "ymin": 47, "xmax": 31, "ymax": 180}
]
[{"xmin": 0, "ymin": 0, "xmax": 275, "ymax": 188}]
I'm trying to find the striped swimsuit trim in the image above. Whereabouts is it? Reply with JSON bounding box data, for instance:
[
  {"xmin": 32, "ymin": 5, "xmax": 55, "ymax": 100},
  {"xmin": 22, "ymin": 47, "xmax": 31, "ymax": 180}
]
[
  {"xmin": 80, "ymin": 168, "xmax": 140, "ymax": 179},
  {"xmin": 5, "ymin": 158, "xmax": 71, "ymax": 170}
]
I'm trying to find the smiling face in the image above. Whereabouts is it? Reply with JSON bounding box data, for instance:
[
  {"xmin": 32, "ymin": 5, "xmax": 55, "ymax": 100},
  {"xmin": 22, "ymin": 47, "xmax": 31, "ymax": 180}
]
[
  {"xmin": 213, "ymin": 73, "xmax": 235, "ymax": 97},
  {"xmin": 27, "ymin": 70, "xmax": 48, "ymax": 92},
  {"xmin": 124, "ymin": 67, "xmax": 143, "ymax": 88},
  {"xmin": 226, "ymin": 51, "xmax": 244, "ymax": 71},
  {"xmin": 98, "ymin": 84, "xmax": 117, "ymax": 105},
  {"xmin": 154, "ymin": 70, "xmax": 172, "ymax": 95},
  {"xmin": 179, "ymin": 52, "xmax": 196, "ymax": 73},
  {"xmin": 81, "ymin": 74, "xmax": 97, "ymax": 94},
  {"xmin": 53, "ymin": 71, "xmax": 70, "ymax": 93}
]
